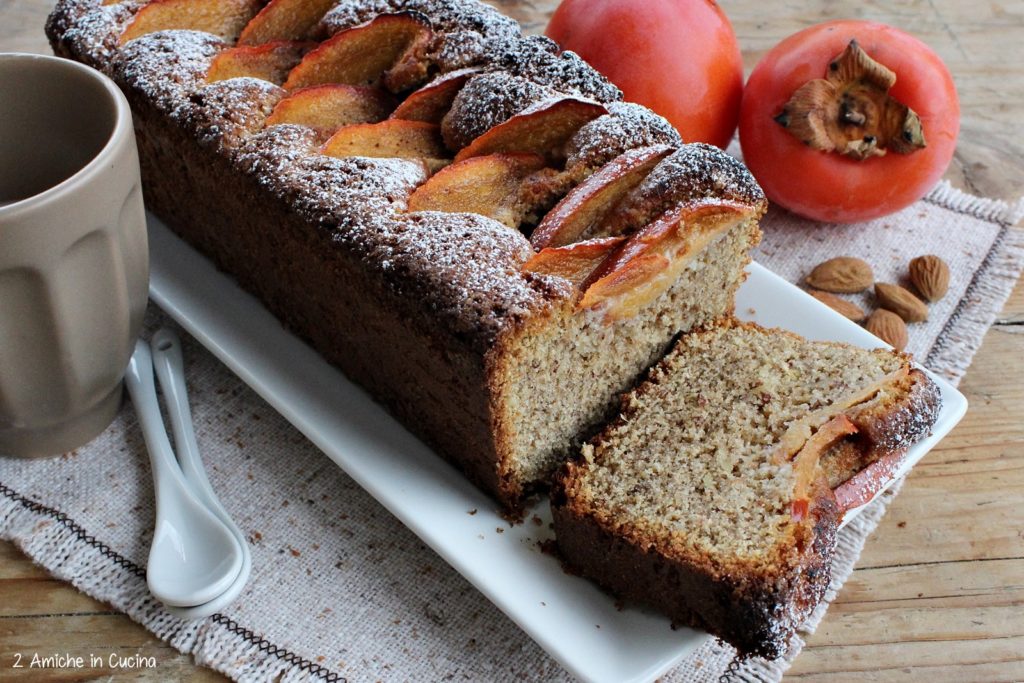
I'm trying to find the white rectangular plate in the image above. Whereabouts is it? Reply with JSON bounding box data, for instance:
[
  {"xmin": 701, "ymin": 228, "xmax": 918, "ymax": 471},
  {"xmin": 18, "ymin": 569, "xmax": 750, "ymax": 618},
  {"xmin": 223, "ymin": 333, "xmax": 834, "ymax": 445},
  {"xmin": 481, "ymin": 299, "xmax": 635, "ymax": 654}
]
[{"xmin": 148, "ymin": 215, "xmax": 967, "ymax": 683}]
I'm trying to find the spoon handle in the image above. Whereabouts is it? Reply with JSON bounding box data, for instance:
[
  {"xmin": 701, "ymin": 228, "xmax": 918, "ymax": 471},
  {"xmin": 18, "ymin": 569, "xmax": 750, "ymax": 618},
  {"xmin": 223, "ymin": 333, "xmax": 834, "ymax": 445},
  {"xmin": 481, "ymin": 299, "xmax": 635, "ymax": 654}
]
[
  {"xmin": 124, "ymin": 340, "xmax": 191, "ymax": 514},
  {"xmin": 150, "ymin": 329, "xmax": 250, "ymax": 550}
]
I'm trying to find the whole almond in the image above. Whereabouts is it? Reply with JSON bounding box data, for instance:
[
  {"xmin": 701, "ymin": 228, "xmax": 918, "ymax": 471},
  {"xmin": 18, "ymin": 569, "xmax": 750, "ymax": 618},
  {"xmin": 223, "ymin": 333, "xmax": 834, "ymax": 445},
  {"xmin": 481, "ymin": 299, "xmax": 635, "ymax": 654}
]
[
  {"xmin": 865, "ymin": 309, "xmax": 908, "ymax": 350},
  {"xmin": 806, "ymin": 257, "xmax": 874, "ymax": 293},
  {"xmin": 808, "ymin": 290, "xmax": 866, "ymax": 322},
  {"xmin": 875, "ymin": 282, "xmax": 928, "ymax": 322},
  {"xmin": 909, "ymin": 255, "xmax": 950, "ymax": 302}
]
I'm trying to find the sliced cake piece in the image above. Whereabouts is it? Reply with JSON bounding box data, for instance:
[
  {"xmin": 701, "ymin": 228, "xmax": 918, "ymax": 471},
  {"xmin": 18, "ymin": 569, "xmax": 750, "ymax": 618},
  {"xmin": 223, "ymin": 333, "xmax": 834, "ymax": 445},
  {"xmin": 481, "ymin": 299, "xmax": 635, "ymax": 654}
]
[
  {"xmin": 493, "ymin": 144, "xmax": 766, "ymax": 505},
  {"xmin": 579, "ymin": 200, "xmax": 755, "ymax": 323},
  {"xmin": 552, "ymin": 321, "xmax": 940, "ymax": 658}
]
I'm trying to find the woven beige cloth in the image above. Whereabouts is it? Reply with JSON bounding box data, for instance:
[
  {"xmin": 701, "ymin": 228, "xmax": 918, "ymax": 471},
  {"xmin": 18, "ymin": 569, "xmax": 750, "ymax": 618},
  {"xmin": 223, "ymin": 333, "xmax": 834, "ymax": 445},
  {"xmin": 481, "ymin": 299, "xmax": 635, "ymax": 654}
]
[{"xmin": 1, "ymin": 183, "xmax": 1022, "ymax": 682}]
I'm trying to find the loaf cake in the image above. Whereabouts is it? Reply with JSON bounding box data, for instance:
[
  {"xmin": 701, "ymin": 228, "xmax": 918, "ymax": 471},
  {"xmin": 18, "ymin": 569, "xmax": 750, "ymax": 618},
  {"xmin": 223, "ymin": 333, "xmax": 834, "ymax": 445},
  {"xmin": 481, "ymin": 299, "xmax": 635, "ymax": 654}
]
[
  {"xmin": 46, "ymin": 0, "xmax": 767, "ymax": 510},
  {"xmin": 552, "ymin": 321, "xmax": 941, "ymax": 658},
  {"xmin": 49, "ymin": 0, "xmax": 945, "ymax": 661}
]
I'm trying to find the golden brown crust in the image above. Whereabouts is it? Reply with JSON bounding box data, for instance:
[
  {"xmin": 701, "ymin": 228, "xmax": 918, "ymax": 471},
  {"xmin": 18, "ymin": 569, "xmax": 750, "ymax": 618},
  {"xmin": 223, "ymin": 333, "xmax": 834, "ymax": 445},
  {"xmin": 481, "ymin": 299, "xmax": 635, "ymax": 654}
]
[
  {"xmin": 552, "ymin": 471, "xmax": 837, "ymax": 659},
  {"xmin": 551, "ymin": 322, "xmax": 940, "ymax": 657},
  {"xmin": 849, "ymin": 368, "xmax": 941, "ymax": 453}
]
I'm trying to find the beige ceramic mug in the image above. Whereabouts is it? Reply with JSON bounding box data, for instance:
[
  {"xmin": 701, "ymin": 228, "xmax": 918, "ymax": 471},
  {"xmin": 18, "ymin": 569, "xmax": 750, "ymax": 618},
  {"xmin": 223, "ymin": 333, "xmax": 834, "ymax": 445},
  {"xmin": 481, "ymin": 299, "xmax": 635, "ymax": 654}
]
[{"xmin": 0, "ymin": 53, "xmax": 148, "ymax": 458}]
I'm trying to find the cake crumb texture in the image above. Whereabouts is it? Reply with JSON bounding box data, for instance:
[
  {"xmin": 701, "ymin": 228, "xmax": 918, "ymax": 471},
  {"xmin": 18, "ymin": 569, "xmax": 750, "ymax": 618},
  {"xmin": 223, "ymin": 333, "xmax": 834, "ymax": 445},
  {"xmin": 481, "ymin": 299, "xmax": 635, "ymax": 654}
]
[{"xmin": 553, "ymin": 322, "xmax": 940, "ymax": 657}]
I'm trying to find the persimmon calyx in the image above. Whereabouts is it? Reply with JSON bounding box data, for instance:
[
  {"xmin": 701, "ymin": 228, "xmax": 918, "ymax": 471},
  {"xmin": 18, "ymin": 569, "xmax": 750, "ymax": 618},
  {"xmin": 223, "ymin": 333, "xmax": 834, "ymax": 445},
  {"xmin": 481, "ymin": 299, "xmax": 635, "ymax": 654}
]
[{"xmin": 774, "ymin": 39, "xmax": 926, "ymax": 160}]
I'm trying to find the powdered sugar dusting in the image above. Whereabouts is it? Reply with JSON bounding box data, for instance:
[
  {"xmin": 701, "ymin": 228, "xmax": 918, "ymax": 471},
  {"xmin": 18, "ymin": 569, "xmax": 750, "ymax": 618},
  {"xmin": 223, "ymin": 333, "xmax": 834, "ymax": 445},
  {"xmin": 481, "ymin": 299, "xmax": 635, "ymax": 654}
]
[
  {"xmin": 288, "ymin": 155, "xmax": 429, "ymax": 217},
  {"xmin": 566, "ymin": 102, "xmax": 683, "ymax": 175},
  {"xmin": 430, "ymin": 29, "xmax": 489, "ymax": 71},
  {"xmin": 489, "ymin": 35, "xmax": 621, "ymax": 103},
  {"xmin": 234, "ymin": 124, "xmax": 323, "ymax": 204},
  {"xmin": 337, "ymin": 210, "xmax": 568, "ymax": 349},
  {"xmin": 51, "ymin": 0, "xmax": 144, "ymax": 69},
  {"xmin": 614, "ymin": 143, "xmax": 767, "ymax": 232},
  {"xmin": 236, "ymin": 125, "xmax": 426, "ymax": 207},
  {"xmin": 114, "ymin": 30, "xmax": 226, "ymax": 113},
  {"xmin": 234, "ymin": 124, "xmax": 428, "ymax": 219},
  {"xmin": 235, "ymin": 124, "xmax": 322, "ymax": 176},
  {"xmin": 441, "ymin": 72, "xmax": 554, "ymax": 150},
  {"xmin": 46, "ymin": 0, "xmax": 98, "ymax": 39},
  {"xmin": 321, "ymin": 0, "xmax": 519, "ymax": 42},
  {"xmin": 173, "ymin": 78, "xmax": 284, "ymax": 154},
  {"xmin": 319, "ymin": 0, "xmax": 518, "ymax": 74},
  {"xmin": 321, "ymin": 1, "xmax": 618, "ymax": 100}
]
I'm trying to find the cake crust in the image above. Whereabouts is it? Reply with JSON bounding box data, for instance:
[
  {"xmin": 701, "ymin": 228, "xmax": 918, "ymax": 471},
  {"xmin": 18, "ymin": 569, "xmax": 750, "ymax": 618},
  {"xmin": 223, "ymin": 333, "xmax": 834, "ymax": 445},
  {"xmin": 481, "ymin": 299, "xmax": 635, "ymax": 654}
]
[
  {"xmin": 551, "ymin": 483, "xmax": 838, "ymax": 659},
  {"xmin": 552, "ymin": 320, "xmax": 941, "ymax": 657}
]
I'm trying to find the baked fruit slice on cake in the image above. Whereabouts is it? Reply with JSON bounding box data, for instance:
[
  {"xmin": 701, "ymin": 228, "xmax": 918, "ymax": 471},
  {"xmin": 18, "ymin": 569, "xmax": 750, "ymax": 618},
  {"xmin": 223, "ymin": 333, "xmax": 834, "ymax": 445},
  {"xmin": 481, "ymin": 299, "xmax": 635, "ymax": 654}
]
[{"xmin": 552, "ymin": 321, "xmax": 940, "ymax": 658}]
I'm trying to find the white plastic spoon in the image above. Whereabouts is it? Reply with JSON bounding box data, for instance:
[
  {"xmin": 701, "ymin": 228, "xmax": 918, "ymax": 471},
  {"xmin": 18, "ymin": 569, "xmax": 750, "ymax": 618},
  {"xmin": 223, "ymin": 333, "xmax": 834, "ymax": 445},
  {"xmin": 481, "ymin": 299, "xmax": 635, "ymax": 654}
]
[
  {"xmin": 125, "ymin": 339, "xmax": 244, "ymax": 607},
  {"xmin": 150, "ymin": 328, "xmax": 252, "ymax": 619}
]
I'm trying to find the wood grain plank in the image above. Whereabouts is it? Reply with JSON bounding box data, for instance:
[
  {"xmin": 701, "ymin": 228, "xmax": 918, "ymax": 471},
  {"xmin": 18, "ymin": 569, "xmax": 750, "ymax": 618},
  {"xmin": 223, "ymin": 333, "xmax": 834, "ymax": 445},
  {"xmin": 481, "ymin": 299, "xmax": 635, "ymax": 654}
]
[
  {"xmin": 0, "ymin": 541, "xmax": 51, "ymax": 580},
  {"xmin": 839, "ymin": 558, "xmax": 1024, "ymax": 607},
  {"xmin": 0, "ymin": 1, "xmax": 53, "ymax": 54},
  {"xmin": 814, "ymin": 604, "xmax": 1023, "ymax": 644},
  {"xmin": 790, "ymin": 640, "xmax": 1024, "ymax": 682},
  {"xmin": 0, "ymin": 577, "xmax": 119, "ymax": 617}
]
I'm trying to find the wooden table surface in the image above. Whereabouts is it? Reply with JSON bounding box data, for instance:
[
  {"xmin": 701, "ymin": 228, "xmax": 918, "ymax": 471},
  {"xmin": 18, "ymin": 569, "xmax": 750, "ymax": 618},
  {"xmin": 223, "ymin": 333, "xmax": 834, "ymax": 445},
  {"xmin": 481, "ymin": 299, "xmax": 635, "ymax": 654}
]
[{"xmin": 1, "ymin": 0, "xmax": 1022, "ymax": 680}]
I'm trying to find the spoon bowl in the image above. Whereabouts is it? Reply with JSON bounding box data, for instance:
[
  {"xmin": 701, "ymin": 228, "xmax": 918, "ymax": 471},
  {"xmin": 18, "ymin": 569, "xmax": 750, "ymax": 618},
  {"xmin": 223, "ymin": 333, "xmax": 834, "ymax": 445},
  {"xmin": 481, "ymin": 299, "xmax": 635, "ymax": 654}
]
[
  {"xmin": 164, "ymin": 547, "xmax": 252, "ymax": 620},
  {"xmin": 151, "ymin": 327, "xmax": 252, "ymax": 618},
  {"xmin": 125, "ymin": 340, "xmax": 243, "ymax": 607}
]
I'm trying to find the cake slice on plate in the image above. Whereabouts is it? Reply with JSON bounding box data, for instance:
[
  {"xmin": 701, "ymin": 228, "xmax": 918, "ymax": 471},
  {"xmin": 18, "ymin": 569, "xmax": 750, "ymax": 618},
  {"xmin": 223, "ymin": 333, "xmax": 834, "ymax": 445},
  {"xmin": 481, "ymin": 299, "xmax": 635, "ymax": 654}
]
[{"xmin": 552, "ymin": 321, "xmax": 940, "ymax": 658}]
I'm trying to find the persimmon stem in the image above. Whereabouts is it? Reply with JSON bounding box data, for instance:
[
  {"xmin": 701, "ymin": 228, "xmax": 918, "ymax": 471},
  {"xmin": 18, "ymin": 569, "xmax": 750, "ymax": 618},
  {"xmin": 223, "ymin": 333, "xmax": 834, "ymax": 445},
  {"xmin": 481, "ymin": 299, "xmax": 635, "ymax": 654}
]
[{"xmin": 774, "ymin": 40, "xmax": 926, "ymax": 160}]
